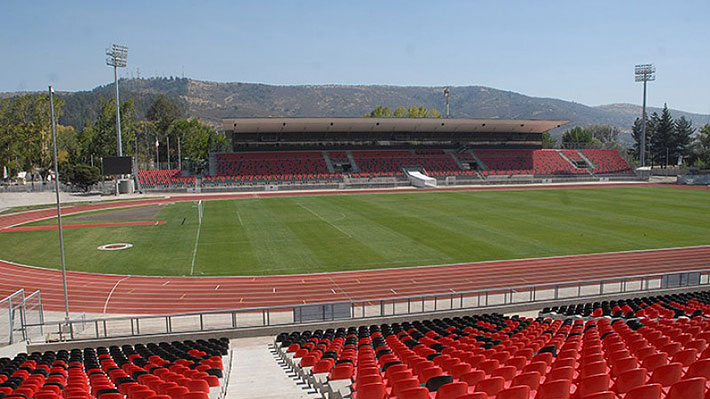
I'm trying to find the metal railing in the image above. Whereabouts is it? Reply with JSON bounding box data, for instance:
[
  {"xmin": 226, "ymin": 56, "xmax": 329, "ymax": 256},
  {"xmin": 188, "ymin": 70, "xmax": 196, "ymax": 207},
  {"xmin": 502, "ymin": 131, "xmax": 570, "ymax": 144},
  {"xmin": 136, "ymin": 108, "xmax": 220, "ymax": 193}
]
[
  {"xmin": 27, "ymin": 269, "xmax": 709, "ymax": 342},
  {"xmin": 0, "ymin": 289, "xmax": 44, "ymax": 345}
]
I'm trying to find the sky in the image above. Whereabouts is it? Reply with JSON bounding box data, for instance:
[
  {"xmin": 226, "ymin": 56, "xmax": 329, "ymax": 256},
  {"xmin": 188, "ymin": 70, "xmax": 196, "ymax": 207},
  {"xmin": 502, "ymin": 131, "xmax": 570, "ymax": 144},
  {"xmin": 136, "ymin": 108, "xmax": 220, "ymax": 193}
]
[{"xmin": 1, "ymin": 0, "xmax": 708, "ymax": 114}]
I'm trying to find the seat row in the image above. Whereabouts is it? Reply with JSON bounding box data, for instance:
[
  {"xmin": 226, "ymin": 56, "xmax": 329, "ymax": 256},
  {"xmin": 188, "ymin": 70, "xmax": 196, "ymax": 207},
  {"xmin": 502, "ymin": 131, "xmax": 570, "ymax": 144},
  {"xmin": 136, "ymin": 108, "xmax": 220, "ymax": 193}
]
[
  {"xmin": 139, "ymin": 149, "xmax": 633, "ymax": 187},
  {"xmin": 274, "ymin": 292, "xmax": 710, "ymax": 399},
  {"xmin": 137, "ymin": 170, "xmax": 195, "ymax": 188},
  {"xmin": 541, "ymin": 291, "xmax": 710, "ymax": 320},
  {"xmin": 0, "ymin": 338, "xmax": 230, "ymax": 399}
]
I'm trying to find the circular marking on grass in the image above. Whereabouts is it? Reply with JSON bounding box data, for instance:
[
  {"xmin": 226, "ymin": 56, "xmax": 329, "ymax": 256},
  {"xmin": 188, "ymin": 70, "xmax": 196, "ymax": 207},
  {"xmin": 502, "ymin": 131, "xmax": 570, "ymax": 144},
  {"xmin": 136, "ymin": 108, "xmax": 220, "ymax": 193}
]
[{"xmin": 98, "ymin": 243, "xmax": 133, "ymax": 251}]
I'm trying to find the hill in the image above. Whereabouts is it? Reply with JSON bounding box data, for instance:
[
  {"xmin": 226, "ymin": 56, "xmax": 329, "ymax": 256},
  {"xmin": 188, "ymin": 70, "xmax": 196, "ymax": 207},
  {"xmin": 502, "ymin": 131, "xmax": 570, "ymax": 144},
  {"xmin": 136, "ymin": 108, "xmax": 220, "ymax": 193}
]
[{"xmin": 4, "ymin": 78, "xmax": 709, "ymax": 143}]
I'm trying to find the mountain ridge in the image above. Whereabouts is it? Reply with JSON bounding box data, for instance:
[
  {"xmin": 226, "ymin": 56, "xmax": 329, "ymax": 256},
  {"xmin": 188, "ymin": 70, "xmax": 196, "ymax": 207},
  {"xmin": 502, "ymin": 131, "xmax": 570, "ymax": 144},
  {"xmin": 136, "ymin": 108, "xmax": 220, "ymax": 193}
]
[{"xmin": 3, "ymin": 78, "xmax": 708, "ymax": 144}]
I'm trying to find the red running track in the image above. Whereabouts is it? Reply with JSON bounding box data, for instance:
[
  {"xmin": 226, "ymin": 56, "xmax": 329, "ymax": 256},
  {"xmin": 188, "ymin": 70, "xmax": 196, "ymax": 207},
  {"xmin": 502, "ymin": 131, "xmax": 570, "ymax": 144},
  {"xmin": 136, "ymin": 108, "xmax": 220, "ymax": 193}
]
[
  {"xmin": 1, "ymin": 220, "xmax": 165, "ymax": 232},
  {"xmin": 1, "ymin": 246, "xmax": 709, "ymax": 314},
  {"xmin": 0, "ymin": 183, "xmax": 708, "ymax": 314}
]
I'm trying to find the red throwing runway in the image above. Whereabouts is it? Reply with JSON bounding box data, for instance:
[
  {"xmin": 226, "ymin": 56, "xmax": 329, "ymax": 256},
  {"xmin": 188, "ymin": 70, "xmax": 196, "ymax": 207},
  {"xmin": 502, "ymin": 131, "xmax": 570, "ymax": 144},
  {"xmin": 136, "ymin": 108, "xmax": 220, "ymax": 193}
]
[
  {"xmin": 0, "ymin": 184, "xmax": 708, "ymax": 315},
  {"xmin": 1, "ymin": 220, "xmax": 165, "ymax": 232}
]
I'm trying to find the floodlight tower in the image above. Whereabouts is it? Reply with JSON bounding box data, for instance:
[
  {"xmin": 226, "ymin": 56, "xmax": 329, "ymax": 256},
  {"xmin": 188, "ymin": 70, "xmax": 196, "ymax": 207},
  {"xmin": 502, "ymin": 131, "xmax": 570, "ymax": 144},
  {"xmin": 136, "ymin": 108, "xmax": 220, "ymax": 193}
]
[
  {"xmin": 106, "ymin": 44, "xmax": 128, "ymax": 156},
  {"xmin": 443, "ymin": 87, "xmax": 451, "ymax": 119},
  {"xmin": 635, "ymin": 64, "xmax": 655, "ymax": 167}
]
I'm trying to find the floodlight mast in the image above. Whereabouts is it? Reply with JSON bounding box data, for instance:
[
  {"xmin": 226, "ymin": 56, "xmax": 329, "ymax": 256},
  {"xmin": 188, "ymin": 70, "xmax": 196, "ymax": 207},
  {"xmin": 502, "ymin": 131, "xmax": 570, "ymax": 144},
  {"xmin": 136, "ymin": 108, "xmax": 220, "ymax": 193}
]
[
  {"xmin": 106, "ymin": 44, "xmax": 128, "ymax": 157},
  {"xmin": 443, "ymin": 87, "xmax": 451, "ymax": 119},
  {"xmin": 634, "ymin": 64, "xmax": 655, "ymax": 167}
]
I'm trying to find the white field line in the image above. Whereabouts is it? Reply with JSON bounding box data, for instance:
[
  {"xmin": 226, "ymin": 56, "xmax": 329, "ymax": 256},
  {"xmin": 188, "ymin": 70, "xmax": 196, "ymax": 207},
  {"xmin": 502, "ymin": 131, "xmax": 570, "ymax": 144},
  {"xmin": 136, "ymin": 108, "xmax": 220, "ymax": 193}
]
[
  {"xmin": 236, "ymin": 209, "xmax": 243, "ymax": 226},
  {"xmin": 190, "ymin": 218, "xmax": 203, "ymax": 276},
  {"xmin": 296, "ymin": 202, "xmax": 352, "ymax": 238}
]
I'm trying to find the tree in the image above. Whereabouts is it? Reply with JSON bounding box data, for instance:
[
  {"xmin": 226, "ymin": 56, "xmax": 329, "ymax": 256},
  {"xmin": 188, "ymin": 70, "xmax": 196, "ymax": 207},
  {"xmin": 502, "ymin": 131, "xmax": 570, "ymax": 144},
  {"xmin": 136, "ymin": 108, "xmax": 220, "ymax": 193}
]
[
  {"xmin": 60, "ymin": 163, "xmax": 101, "ymax": 192},
  {"xmin": 84, "ymin": 98, "xmax": 137, "ymax": 161},
  {"xmin": 0, "ymin": 94, "xmax": 64, "ymax": 175},
  {"xmin": 167, "ymin": 119, "xmax": 229, "ymax": 172},
  {"xmin": 631, "ymin": 116, "xmax": 657, "ymax": 163},
  {"xmin": 672, "ymin": 116, "xmax": 694, "ymax": 164},
  {"xmin": 694, "ymin": 124, "xmax": 710, "ymax": 168},
  {"xmin": 542, "ymin": 131, "xmax": 556, "ymax": 149},
  {"xmin": 146, "ymin": 95, "xmax": 182, "ymax": 135},
  {"xmin": 649, "ymin": 105, "xmax": 674, "ymax": 166},
  {"xmin": 561, "ymin": 127, "xmax": 596, "ymax": 145},
  {"xmin": 56, "ymin": 125, "xmax": 78, "ymax": 164},
  {"xmin": 364, "ymin": 105, "xmax": 441, "ymax": 118},
  {"xmin": 587, "ymin": 125, "xmax": 620, "ymax": 144},
  {"xmin": 427, "ymin": 109, "xmax": 442, "ymax": 118},
  {"xmin": 364, "ymin": 106, "xmax": 391, "ymax": 118}
]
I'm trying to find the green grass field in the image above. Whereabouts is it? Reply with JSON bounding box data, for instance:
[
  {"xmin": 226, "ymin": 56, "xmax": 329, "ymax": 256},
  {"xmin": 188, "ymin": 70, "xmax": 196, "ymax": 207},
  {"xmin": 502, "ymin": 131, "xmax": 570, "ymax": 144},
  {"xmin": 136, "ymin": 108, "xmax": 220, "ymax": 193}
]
[{"xmin": 1, "ymin": 186, "xmax": 709, "ymax": 276}]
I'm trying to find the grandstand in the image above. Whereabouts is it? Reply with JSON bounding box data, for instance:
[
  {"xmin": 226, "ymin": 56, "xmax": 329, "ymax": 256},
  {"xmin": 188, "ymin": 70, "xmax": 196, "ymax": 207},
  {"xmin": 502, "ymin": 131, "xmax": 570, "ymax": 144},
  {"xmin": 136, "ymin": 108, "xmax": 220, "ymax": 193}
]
[{"xmin": 135, "ymin": 118, "xmax": 637, "ymax": 190}]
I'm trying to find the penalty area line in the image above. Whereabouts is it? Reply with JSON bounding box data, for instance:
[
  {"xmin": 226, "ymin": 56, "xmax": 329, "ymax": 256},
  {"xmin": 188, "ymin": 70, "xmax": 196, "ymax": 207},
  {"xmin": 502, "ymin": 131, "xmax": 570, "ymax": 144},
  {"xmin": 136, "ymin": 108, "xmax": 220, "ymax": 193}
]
[{"xmin": 296, "ymin": 202, "xmax": 352, "ymax": 238}]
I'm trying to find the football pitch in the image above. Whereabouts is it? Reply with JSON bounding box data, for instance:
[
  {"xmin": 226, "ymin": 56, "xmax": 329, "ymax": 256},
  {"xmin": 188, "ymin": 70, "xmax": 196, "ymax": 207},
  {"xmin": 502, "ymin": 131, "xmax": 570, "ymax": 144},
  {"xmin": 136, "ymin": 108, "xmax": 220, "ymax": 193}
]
[{"xmin": 1, "ymin": 186, "xmax": 709, "ymax": 276}]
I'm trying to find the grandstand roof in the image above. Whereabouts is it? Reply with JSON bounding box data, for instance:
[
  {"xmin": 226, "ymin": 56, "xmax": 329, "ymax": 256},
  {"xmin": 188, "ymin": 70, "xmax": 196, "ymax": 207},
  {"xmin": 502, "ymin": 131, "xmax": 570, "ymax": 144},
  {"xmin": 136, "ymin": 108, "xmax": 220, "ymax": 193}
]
[{"xmin": 223, "ymin": 117, "xmax": 567, "ymax": 134}]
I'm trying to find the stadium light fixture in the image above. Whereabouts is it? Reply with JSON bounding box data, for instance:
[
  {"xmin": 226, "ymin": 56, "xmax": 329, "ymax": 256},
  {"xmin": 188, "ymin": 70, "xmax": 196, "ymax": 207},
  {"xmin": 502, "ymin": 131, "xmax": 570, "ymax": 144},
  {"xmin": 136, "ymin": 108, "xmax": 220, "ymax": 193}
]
[
  {"xmin": 49, "ymin": 86, "xmax": 71, "ymax": 323},
  {"xmin": 106, "ymin": 44, "xmax": 128, "ymax": 157},
  {"xmin": 635, "ymin": 64, "xmax": 655, "ymax": 167},
  {"xmin": 443, "ymin": 87, "xmax": 451, "ymax": 119}
]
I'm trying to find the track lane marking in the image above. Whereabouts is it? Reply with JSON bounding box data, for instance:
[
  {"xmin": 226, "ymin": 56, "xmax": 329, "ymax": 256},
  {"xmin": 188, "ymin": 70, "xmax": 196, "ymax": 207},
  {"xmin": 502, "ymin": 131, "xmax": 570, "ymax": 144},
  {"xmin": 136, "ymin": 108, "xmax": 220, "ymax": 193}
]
[{"xmin": 102, "ymin": 276, "xmax": 130, "ymax": 313}]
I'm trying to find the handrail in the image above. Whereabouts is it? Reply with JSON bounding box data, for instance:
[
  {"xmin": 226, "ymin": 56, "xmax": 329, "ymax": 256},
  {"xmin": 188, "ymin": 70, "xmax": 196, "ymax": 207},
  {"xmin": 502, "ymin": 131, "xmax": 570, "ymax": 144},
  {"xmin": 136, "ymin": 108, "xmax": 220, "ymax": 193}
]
[
  {"xmin": 1, "ymin": 289, "xmax": 43, "ymax": 345},
  {"xmin": 0, "ymin": 289, "xmax": 26, "ymax": 305},
  {"xmin": 28, "ymin": 268, "xmax": 708, "ymax": 341}
]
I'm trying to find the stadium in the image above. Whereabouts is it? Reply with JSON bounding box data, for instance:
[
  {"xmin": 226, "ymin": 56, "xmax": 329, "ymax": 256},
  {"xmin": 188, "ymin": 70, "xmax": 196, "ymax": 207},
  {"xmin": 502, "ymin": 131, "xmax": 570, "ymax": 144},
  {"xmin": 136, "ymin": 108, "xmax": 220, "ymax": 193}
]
[{"xmin": 2, "ymin": 112, "xmax": 710, "ymax": 399}]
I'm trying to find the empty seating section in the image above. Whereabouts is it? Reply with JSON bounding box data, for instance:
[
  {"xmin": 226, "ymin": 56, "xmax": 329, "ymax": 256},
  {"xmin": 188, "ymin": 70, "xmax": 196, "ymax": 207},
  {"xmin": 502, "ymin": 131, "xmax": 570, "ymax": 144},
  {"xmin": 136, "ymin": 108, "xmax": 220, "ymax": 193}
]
[
  {"xmin": 560, "ymin": 150, "xmax": 585, "ymax": 163},
  {"xmin": 275, "ymin": 290, "xmax": 710, "ymax": 399},
  {"xmin": 542, "ymin": 291, "xmax": 710, "ymax": 320},
  {"xmin": 533, "ymin": 151, "xmax": 588, "ymax": 175},
  {"xmin": 214, "ymin": 152, "xmax": 341, "ymax": 184},
  {"xmin": 138, "ymin": 149, "xmax": 633, "ymax": 187},
  {"xmin": 137, "ymin": 170, "xmax": 195, "ymax": 188},
  {"xmin": 581, "ymin": 150, "xmax": 634, "ymax": 174},
  {"xmin": 0, "ymin": 338, "xmax": 229, "ymax": 399},
  {"xmin": 328, "ymin": 151, "xmax": 350, "ymax": 164},
  {"xmin": 473, "ymin": 150, "xmax": 535, "ymax": 175},
  {"xmin": 350, "ymin": 150, "xmax": 460, "ymax": 177},
  {"xmin": 216, "ymin": 151, "xmax": 328, "ymax": 175}
]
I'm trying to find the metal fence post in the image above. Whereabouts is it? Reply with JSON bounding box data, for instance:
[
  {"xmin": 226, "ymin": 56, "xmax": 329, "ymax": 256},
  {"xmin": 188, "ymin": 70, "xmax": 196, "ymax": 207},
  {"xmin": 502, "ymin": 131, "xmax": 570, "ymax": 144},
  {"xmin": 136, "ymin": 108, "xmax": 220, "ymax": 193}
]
[{"xmin": 8, "ymin": 296, "xmax": 13, "ymax": 345}]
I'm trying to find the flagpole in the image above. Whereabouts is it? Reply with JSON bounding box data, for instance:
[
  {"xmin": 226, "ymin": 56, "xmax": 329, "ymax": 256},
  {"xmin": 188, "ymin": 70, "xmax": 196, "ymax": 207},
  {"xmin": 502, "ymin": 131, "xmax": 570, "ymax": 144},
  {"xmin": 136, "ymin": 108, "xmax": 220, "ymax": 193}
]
[{"xmin": 49, "ymin": 86, "xmax": 71, "ymax": 323}]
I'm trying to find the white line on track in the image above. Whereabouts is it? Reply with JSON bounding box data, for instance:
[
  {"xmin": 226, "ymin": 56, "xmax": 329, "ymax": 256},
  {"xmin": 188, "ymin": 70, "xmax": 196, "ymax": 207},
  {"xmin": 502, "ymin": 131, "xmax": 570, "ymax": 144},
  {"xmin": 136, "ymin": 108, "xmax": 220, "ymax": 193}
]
[
  {"xmin": 103, "ymin": 276, "xmax": 130, "ymax": 313},
  {"xmin": 296, "ymin": 202, "xmax": 352, "ymax": 238}
]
